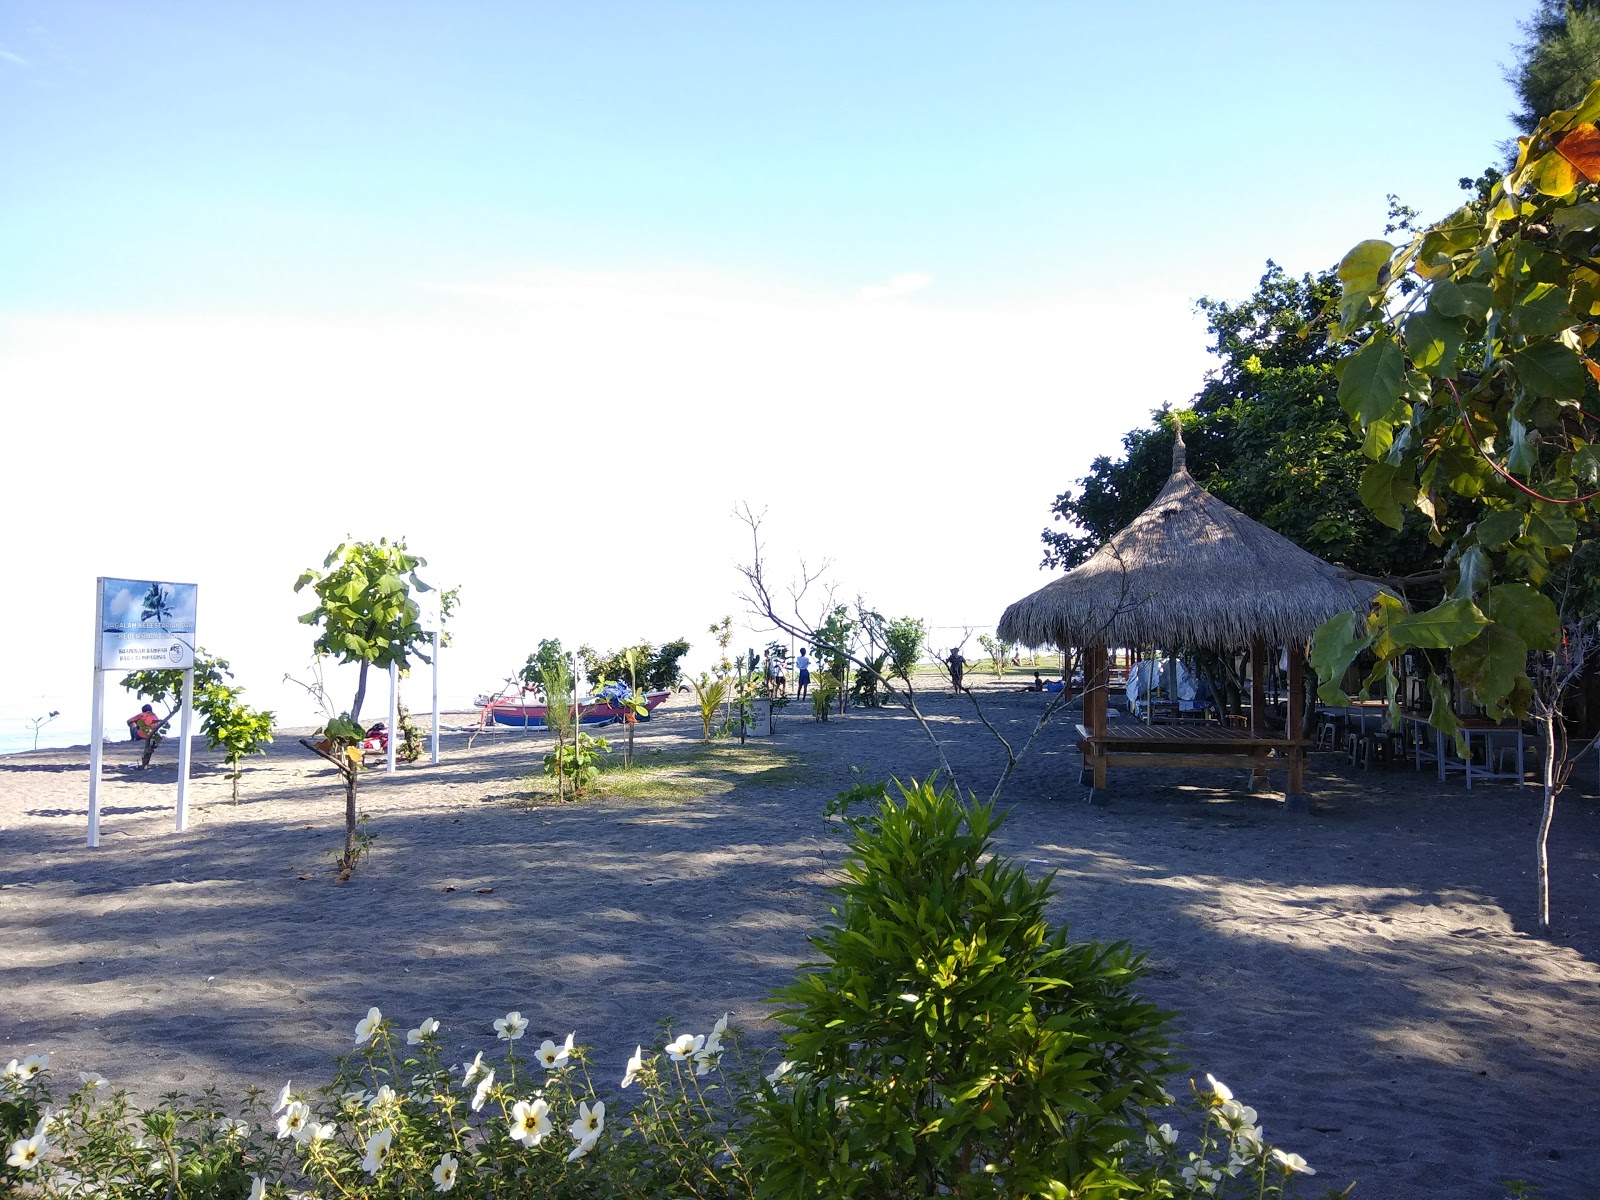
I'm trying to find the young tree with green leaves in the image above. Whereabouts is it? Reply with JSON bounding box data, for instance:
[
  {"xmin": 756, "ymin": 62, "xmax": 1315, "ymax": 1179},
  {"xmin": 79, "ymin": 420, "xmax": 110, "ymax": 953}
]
[
  {"xmin": 1312, "ymin": 84, "xmax": 1600, "ymax": 932},
  {"xmin": 293, "ymin": 538, "xmax": 457, "ymax": 723},
  {"xmin": 121, "ymin": 651, "xmax": 274, "ymax": 793}
]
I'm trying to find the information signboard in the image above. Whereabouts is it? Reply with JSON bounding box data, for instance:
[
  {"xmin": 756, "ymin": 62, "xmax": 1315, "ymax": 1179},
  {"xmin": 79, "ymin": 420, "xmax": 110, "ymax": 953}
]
[{"xmin": 96, "ymin": 578, "xmax": 198, "ymax": 670}]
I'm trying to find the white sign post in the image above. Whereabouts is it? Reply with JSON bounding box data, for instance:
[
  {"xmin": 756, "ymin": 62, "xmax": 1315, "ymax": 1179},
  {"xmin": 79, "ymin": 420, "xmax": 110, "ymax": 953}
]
[
  {"xmin": 387, "ymin": 662, "xmax": 399, "ymax": 775},
  {"xmin": 431, "ymin": 628, "xmax": 440, "ymax": 766},
  {"xmin": 88, "ymin": 577, "xmax": 198, "ymax": 847}
]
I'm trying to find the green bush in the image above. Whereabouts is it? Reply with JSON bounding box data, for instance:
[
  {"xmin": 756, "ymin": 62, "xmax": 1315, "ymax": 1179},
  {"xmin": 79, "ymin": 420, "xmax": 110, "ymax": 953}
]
[{"xmin": 746, "ymin": 777, "xmax": 1174, "ymax": 1198}]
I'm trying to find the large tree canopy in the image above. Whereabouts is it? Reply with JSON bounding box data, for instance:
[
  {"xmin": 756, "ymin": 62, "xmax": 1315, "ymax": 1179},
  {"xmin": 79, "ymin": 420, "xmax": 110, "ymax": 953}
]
[
  {"xmin": 1509, "ymin": 1, "xmax": 1600, "ymax": 136},
  {"xmin": 1041, "ymin": 263, "xmax": 1436, "ymax": 582}
]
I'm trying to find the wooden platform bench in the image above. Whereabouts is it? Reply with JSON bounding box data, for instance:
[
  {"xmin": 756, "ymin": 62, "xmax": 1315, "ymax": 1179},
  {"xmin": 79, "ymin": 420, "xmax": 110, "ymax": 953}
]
[{"xmin": 1075, "ymin": 720, "xmax": 1308, "ymax": 803}]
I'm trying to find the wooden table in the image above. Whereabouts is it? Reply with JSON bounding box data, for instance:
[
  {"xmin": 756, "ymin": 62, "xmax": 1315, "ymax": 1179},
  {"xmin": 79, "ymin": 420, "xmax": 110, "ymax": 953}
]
[{"xmin": 1076, "ymin": 720, "xmax": 1309, "ymax": 794}]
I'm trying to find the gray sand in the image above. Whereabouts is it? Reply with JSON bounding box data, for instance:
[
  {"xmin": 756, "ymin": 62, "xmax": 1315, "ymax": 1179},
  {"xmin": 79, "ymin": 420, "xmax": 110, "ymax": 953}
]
[{"xmin": 2, "ymin": 688, "xmax": 1597, "ymax": 1199}]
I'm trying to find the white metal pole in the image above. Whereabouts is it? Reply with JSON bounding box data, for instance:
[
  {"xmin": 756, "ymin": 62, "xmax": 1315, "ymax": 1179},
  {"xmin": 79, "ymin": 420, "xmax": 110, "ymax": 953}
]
[
  {"xmin": 175, "ymin": 666, "xmax": 195, "ymax": 831},
  {"xmin": 87, "ymin": 668, "xmax": 106, "ymax": 848},
  {"xmin": 387, "ymin": 661, "xmax": 399, "ymax": 774},
  {"xmin": 431, "ymin": 629, "xmax": 440, "ymax": 766}
]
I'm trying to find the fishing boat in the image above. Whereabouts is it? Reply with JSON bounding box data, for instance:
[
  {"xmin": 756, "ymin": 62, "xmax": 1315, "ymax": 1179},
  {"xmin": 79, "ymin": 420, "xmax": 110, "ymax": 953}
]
[{"xmin": 482, "ymin": 689, "xmax": 671, "ymax": 729}]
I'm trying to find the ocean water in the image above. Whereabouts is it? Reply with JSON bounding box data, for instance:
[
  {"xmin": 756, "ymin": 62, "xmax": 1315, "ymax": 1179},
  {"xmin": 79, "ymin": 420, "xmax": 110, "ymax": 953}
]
[{"xmin": 0, "ymin": 726, "xmax": 96, "ymax": 756}]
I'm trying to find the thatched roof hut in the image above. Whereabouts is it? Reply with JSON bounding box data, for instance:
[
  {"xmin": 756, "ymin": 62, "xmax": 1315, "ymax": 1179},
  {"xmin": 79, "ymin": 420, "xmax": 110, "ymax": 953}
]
[{"xmin": 998, "ymin": 426, "xmax": 1378, "ymax": 650}]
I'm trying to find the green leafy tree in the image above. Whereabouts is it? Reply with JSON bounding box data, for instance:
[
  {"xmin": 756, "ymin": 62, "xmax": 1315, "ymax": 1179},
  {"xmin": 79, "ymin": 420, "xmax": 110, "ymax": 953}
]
[
  {"xmin": 1041, "ymin": 264, "xmax": 1435, "ymax": 582},
  {"xmin": 976, "ymin": 633, "xmax": 1014, "ymax": 679},
  {"xmin": 520, "ymin": 639, "xmax": 572, "ymax": 690},
  {"xmin": 576, "ymin": 638, "xmax": 691, "ymax": 691},
  {"xmin": 883, "ymin": 616, "xmax": 928, "ymax": 684},
  {"xmin": 121, "ymin": 651, "xmax": 274, "ymax": 791},
  {"xmin": 293, "ymin": 538, "xmax": 456, "ymax": 723},
  {"xmin": 1313, "ymin": 85, "xmax": 1600, "ymax": 932},
  {"xmin": 812, "ymin": 605, "xmax": 856, "ymax": 715},
  {"xmin": 745, "ymin": 778, "xmax": 1174, "ymax": 1198},
  {"xmin": 1508, "ymin": 2, "xmax": 1600, "ymax": 137}
]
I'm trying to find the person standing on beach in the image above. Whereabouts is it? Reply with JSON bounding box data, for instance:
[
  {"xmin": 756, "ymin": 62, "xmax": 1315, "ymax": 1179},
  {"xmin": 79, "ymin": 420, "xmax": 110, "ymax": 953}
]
[
  {"xmin": 947, "ymin": 647, "xmax": 966, "ymax": 695},
  {"xmin": 795, "ymin": 648, "xmax": 811, "ymax": 699}
]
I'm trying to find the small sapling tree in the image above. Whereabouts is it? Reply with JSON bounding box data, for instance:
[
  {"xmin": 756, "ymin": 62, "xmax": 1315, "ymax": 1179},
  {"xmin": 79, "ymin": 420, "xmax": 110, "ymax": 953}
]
[
  {"xmin": 293, "ymin": 538, "xmax": 456, "ymax": 723},
  {"xmin": 122, "ymin": 651, "xmax": 274, "ymax": 793},
  {"xmin": 977, "ymin": 633, "xmax": 1015, "ymax": 679}
]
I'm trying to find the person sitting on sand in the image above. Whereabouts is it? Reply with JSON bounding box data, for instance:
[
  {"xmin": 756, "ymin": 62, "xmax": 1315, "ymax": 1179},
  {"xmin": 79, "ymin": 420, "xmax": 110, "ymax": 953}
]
[
  {"xmin": 127, "ymin": 705, "xmax": 160, "ymax": 740},
  {"xmin": 1018, "ymin": 672, "xmax": 1046, "ymax": 692}
]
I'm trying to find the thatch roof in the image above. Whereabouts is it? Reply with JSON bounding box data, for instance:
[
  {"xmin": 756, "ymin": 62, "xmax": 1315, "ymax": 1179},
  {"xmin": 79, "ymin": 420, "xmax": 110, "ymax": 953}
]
[{"xmin": 999, "ymin": 426, "xmax": 1381, "ymax": 650}]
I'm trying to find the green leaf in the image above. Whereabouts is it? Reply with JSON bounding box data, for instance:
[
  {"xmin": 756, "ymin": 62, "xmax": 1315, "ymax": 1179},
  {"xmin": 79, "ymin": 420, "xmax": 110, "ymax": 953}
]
[
  {"xmin": 1576, "ymin": 443, "xmax": 1600, "ymax": 484},
  {"xmin": 1508, "ymin": 282, "xmax": 1572, "ymax": 338},
  {"xmin": 1526, "ymin": 509, "xmax": 1579, "ymax": 548},
  {"xmin": 1337, "ymin": 240, "xmax": 1396, "ymax": 295},
  {"xmin": 1359, "ymin": 461, "xmax": 1407, "ymax": 530},
  {"xmin": 1514, "ymin": 341, "xmax": 1587, "ymax": 399},
  {"xmin": 1452, "ymin": 624, "xmax": 1529, "ymax": 719},
  {"xmin": 1471, "ymin": 508, "xmax": 1525, "ymax": 549},
  {"xmin": 1426, "ymin": 672, "xmax": 1460, "ymax": 747},
  {"xmin": 1483, "ymin": 581, "xmax": 1560, "ymax": 651},
  {"xmin": 1339, "ymin": 337, "xmax": 1406, "ymax": 425},
  {"xmin": 1310, "ymin": 611, "xmax": 1373, "ymax": 705},
  {"xmin": 1386, "ymin": 597, "xmax": 1490, "ymax": 650},
  {"xmin": 1452, "ymin": 546, "xmax": 1490, "ymax": 600},
  {"xmin": 1404, "ymin": 310, "xmax": 1465, "ymax": 378},
  {"xmin": 1427, "ymin": 279, "xmax": 1468, "ymax": 318},
  {"xmin": 1552, "ymin": 201, "xmax": 1600, "ymax": 233}
]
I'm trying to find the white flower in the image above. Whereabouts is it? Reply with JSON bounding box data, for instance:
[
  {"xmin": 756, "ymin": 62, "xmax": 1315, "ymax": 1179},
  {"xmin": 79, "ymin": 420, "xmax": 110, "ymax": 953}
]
[
  {"xmin": 1215, "ymin": 1098, "xmax": 1258, "ymax": 1134},
  {"xmin": 407, "ymin": 1018, "xmax": 439, "ymax": 1045},
  {"xmin": 340, "ymin": 1089, "xmax": 372, "ymax": 1109},
  {"xmin": 1229, "ymin": 1126, "xmax": 1266, "ymax": 1171},
  {"xmin": 77, "ymin": 1072, "xmax": 107, "ymax": 1091},
  {"xmin": 494, "ymin": 1011, "xmax": 529, "ymax": 1041},
  {"xmin": 569, "ymin": 1099, "xmax": 605, "ymax": 1143},
  {"xmin": 361, "ymin": 1128, "xmax": 394, "ymax": 1175},
  {"xmin": 765, "ymin": 1061, "xmax": 796, "ymax": 1085},
  {"xmin": 509, "ymin": 1098, "xmax": 552, "ymax": 1146},
  {"xmin": 1204, "ymin": 1073, "xmax": 1233, "ymax": 1103},
  {"xmin": 354, "ymin": 1007, "xmax": 384, "ymax": 1045},
  {"xmin": 1271, "ymin": 1149, "xmax": 1315, "ymax": 1175},
  {"xmin": 712, "ymin": 1013, "xmax": 730, "ymax": 1036},
  {"xmin": 461, "ymin": 1052, "xmax": 488, "ymax": 1086},
  {"xmin": 470, "ymin": 1069, "xmax": 495, "ymax": 1112},
  {"xmin": 248, "ymin": 1178, "xmax": 267, "ymax": 1200},
  {"xmin": 370, "ymin": 1085, "xmax": 398, "ymax": 1110},
  {"xmin": 6, "ymin": 1133, "xmax": 47, "ymax": 1171},
  {"xmin": 217, "ymin": 1118, "xmax": 250, "ymax": 1141},
  {"xmin": 273, "ymin": 1081, "xmax": 293, "ymax": 1114},
  {"xmin": 691, "ymin": 1043, "xmax": 721, "ymax": 1076},
  {"xmin": 898, "ymin": 992, "xmax": 920, "ymax": 1003},
  {"xmin": 566, "ymin": 1131, "xmax": 600, "ymax": 1162},
  {"xmin": 432, "ymin": 1152, "xmax": 459, "ymax": 1192},
  {"xmin": 665, "ymin": 1033, "xmax": 704, "ymax": 1062},
  {"xmin": 621, "ymin": 1046, "xmax": 645, "ymax": 1089},
  {"xmin": 1145, "ymin": 1122, "xmax": 1178, "ymax": 1153},
  {"xmin": 275, "ymin": 1101, "xmax": 311, "ymax": 1141},
  {"xmin": 10, "ymin": 1055, "xmax": 49, "ymax": 1082},
  {"xmin": 302, "ymin": 1121, "xmax": 336, "ymax": 1144},
  {"xmin": 535, "ymin": 1033, "xmax": 574, "ymax": 1070},
  {"xmin": 833, "ymin": 1095, "xmax": 850, "ymax": 1116}
]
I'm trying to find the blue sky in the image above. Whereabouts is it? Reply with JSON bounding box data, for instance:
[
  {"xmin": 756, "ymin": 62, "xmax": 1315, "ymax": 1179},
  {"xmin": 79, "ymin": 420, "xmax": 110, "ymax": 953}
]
[{"xmin": 0, "ymin": 2, "xmax": 1541, "ymax": 745}]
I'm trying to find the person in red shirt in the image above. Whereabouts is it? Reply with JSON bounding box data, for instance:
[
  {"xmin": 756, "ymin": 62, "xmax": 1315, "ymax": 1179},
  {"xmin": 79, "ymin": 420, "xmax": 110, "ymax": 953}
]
[{"xmin": 127, "ymin": 705, "xmax": 160, "ymax": 740}]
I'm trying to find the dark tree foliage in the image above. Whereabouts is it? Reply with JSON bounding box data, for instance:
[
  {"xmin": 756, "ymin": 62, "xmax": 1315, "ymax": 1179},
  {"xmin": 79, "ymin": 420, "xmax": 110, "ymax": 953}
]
[
  {"xmin": 1507, "ymin": 1, "xmax": 1600, "ymax": 136},
  {"xmin": 1041, "ymin": 263, "xmax": 1437, "ymax": 582}
]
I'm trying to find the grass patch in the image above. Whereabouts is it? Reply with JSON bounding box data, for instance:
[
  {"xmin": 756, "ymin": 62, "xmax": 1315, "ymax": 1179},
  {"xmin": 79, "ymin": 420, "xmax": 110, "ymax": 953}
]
[{"xmin": 521, "ymin": 743, "xmax": 815, "ymax": 805}]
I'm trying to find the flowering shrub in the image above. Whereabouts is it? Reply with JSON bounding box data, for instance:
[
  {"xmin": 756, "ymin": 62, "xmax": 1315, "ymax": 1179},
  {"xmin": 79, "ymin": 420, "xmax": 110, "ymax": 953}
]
[{"xmin": 1, "ymin": 1010, "xmax": 756, "ymax": 1200}]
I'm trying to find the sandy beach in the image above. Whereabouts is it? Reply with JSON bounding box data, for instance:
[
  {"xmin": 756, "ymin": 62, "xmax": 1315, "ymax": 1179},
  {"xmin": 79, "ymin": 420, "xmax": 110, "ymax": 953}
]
[{"xmin": 2, "ymin": 687, "xmax": 1597, "ymax": 1199}]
